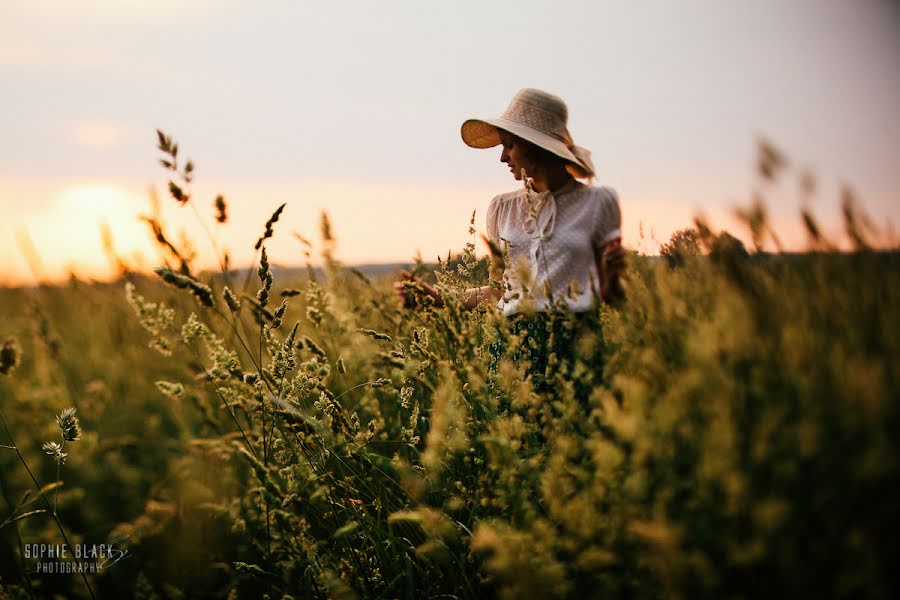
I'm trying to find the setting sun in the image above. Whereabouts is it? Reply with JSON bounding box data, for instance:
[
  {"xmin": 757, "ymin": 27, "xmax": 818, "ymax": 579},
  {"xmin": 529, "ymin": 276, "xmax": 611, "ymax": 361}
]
[{"xmin": 3, "ymin": 182, "xmax": 154, "ymax": 284}]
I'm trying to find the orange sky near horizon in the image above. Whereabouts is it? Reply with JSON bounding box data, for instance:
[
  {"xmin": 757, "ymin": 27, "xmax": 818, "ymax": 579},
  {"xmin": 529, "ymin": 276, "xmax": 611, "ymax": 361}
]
[{"xmin": 1, "ymin": 172, "xmax": 880, "ymax": 287}]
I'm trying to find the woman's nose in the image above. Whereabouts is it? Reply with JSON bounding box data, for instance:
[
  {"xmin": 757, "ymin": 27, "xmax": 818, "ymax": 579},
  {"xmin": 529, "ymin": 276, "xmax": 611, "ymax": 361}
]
[{"xmin": 500, "ymin": 147, "xmax": 509, "ymax": 162}]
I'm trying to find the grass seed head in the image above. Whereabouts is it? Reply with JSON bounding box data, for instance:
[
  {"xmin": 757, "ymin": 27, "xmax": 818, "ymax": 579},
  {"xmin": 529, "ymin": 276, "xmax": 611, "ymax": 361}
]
[
  {"xmin": 757, "ymin": 137, "xmax": 788, "ymax": 181},
  {"xmin": 168, "ymin": 180, "xmax": 188, "ymax": 204},
  {"xmin": 303, "ymin": 337, "xmax": 326, "ymax": 359},
  {"xmin": 257, "ymin": 248, "xmax": 273, "ymax": 309},
  {"xmin": 271, "ymin": 300, "xmax": 287, "ymax": 329},
  {"xmin": 223, "ymin": 286, "xmax": 241, "ymax": 312},
  {"xmin": 0, "ymin": 338, "xmax": 20, "ymax": 376},
  {"xmin": 155, "ymin": 381, "xmax": 185, "ymax": 399},
  {"xmin": 56, "ymin": 407, "xmax": 82, "ymax": 442},
  {"xmin": 189, "ymin": 280, "xmax": 214, "ymax": 307},
  {"xmin": 320, "ymin": 212, "xmax": 334, "ymax": 243},
  {"xmin": 255, "ymin": 204, "xmax": 286, "ymax": 250},
  {"xmin": 357, "ymin": 328, "xmax": 392, "ymax": 342},
  {"xmin": 214, "ymin": 194, "xmax": 228, "ymax": 223},
  {"xmin": 154, "ymin": 267, "xmax": 214, "ymax": 307},
  {"xmin": 43, "ymin": 441, "xmax": 68, "ymax": 464}
]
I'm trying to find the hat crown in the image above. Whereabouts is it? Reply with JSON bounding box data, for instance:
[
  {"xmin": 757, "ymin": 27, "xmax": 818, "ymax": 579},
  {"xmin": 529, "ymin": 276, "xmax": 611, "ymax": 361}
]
[{"xmin": 501, "ymin": 88, "xmax": 572, "ymax": 144}]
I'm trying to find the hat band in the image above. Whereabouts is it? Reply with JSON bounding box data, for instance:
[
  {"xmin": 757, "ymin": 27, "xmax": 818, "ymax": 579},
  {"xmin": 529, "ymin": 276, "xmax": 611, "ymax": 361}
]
[{"xmin": 502, "ymin": 102, "xmax": 572, "ymax": 145}]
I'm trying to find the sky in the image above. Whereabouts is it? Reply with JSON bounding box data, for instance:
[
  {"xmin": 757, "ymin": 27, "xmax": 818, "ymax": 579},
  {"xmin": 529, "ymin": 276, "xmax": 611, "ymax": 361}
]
[{"xmin": 2, "ymin": 0, "xmax": 899, "ymax": 285}]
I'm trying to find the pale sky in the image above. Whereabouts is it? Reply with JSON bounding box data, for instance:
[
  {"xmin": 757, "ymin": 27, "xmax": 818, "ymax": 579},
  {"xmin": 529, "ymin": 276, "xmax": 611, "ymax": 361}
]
[{"xmin": 2, "ymin": 0, "xmax": 899, "ymax": 284}]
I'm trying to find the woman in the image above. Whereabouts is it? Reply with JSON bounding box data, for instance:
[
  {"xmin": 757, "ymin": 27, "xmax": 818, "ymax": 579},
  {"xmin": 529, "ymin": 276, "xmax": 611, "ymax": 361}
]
[
  {"xmin": 395, "ymin": 89, "xmax": 624, "ymax": 402},
  {"xmin": 397, "ymin": 87, "xmax": 624, "ymax": 314}
]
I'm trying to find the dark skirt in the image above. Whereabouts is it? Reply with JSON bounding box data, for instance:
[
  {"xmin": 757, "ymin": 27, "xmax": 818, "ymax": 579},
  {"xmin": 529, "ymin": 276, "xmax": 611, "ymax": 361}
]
[{"xmin": 488, "ymin": 310, "xmax": 604, "ymax": 407}]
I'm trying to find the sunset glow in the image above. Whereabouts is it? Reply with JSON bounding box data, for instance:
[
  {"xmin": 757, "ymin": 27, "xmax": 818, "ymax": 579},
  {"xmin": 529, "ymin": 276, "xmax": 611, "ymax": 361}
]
[{"xmin": 2, "ymin": 183, "xmax": 153, "ymax": 284}]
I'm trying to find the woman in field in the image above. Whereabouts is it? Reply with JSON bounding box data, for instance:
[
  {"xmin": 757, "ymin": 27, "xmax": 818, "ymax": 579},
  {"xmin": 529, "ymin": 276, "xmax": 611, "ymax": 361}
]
[
  {"xmin": 396, "ymin": 88, "xmax": 623, "ymax": 394},
  {"xmin": 397, "ymin": 87, "xmax": 624, "ymax": 315}
]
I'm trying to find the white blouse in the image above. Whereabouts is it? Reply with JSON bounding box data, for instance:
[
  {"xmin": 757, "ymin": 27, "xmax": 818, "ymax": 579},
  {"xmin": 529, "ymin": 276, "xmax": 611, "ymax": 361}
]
[{"xmin": 486, "ymin": 180, "xmax": 621, "ymax": 316}]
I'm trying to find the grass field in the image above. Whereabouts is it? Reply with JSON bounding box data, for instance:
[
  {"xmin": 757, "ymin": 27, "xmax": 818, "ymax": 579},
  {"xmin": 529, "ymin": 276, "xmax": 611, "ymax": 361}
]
[{"xmin": 1, "ymin": 139, "xmax": 898, "ymax": 599}]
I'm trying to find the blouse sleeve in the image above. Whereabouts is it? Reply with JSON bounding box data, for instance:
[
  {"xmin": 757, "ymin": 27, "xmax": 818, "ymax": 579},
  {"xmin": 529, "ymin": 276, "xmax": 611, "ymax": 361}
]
[
  {"xmin": 486, "ymin": 195, "xmax": 502, "ymax": 243},
  {"xmin": 592, "ymin": 187, "xmax": 622, "ymax": 247}
]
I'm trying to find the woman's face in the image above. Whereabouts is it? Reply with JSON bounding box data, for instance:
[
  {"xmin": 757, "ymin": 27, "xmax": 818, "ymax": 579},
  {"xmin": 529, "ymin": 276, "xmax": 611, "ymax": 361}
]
[{"xmin": 499, "ymin": 131, "xmax": 534, "ymax": 181}]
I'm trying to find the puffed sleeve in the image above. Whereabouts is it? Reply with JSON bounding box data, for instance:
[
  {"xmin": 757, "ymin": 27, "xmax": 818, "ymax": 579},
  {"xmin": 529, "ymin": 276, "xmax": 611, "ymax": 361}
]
[
  {"xmin": 486, "ymin": 195, "xmax": 502, "ymax": 243},
  {"xmin": 592, "ymin": 187, "xmax": 622, "ymax": 247}
]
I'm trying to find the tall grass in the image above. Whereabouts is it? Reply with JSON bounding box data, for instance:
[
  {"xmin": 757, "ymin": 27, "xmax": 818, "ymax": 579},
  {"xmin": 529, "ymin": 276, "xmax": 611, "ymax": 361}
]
[{"xmin": 0, "ymin": 135, "xmax": 897, "ymax": 598}]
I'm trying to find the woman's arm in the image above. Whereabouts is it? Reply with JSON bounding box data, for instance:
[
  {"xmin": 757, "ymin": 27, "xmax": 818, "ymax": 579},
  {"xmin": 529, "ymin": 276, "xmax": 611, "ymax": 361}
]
[
  {"xmin": 394, "ymin": 273, "xmax": 498, "ymax": 311},
  {"xmin": 595, "ymin": 238, "xmax": 625, "ymax": 304},
  {"xmin": 395, "ymin": 195, "xmax": 503, "ymax": 311},
  {"xmin": 591, "ymin": 188, "xmax": 625, "ymax": 305},
  {"xmin": 463, "ymin": 285, "xmax": 498, "ymax": 310}
]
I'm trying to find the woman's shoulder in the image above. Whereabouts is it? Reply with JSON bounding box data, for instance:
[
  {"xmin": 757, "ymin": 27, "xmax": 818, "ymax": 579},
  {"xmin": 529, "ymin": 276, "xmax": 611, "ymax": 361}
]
[
  {"xmin": 490, "ymin": 188, "xmax": 527, "ymax": 204},
  {"xmin": 577, "ymin": 183, "xmax": 618, "ymax": 204},
  {"xmin": 488, "ymin": 188, "xmax": 527, "ymax": 215},
  {"xmin": 580, "ymin": 184, "xmax": 622, "ymax": 241},
  {"xmin": 560, "ymin": 183, "xmax": 619, "ymax": 218},
  {"xmin": 486, "ymin": 188, "xmax": 526, "ymax": 237}
]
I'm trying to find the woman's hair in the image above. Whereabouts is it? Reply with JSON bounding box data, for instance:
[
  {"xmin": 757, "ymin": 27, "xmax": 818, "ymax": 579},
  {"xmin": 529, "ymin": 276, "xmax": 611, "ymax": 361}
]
[{"xmin": 503, "ymin": 132, "xmax": 574, "ymax": 174}]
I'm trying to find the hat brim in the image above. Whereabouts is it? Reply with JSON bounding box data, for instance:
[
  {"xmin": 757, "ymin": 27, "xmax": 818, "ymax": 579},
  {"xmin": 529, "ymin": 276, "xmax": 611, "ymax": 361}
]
[{"xmin": 461, "ymin": 117, "xmax": 590, "ymax": 178}]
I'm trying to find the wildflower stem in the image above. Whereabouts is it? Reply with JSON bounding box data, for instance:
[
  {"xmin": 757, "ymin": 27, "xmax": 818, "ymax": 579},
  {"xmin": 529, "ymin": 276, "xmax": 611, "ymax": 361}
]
[
  {"xmin": 189, "ymin": 201, "xmax": 231, "ymax": 283},
  {"xmin": 0, "ymin": 408, "xmax": 96, "ymax": 600},
  {"xmin": 53, "ymin": 438, "xmax": 65, "ymax": 516},
  {"xmin": 0, "ymin": 469, "xmax": 37, "ymax": 597},
  {"xmin": 333, "ymin": 380, "xmax": 389, "ymax": 403},
  {"xmin": 259, "ymin": 319, "xmax": 266, "ymax": 460},
  {"xmin": 210, "ymin": 306, "xmax": 264, "ymax": 380},
  {"xmin": 198, "ymin": 305, "xmax": 292, "ymax": 461},
  {"xmin": 181, "ymin": 341, "xmax": 259, "ymax": 460}
]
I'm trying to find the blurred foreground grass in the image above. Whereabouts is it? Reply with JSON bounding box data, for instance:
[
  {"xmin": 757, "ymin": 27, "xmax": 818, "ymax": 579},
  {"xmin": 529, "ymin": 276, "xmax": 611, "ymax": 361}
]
[
  {"xmin": 1, "ymin": 136, "xmax": 898, "ymax": 598},
  {"xmin": 2, "ymin": 241, "xmax": 897, "ymax": 599}
]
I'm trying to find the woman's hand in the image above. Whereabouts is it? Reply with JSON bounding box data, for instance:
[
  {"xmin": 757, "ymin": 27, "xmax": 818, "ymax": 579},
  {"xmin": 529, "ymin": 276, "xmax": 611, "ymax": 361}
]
[
  {"xmin": 393, "ymin": 271, "xmax": 444, "ymax": 309},
  {"xmin": 598, "ymin": 240, "xmax": 626, "ymax": 305}
]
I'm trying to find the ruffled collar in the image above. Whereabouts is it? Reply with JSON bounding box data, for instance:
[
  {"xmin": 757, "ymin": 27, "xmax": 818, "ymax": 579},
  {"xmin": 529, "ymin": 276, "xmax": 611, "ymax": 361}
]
[{"xmin": 522, "ymin": 179, "xmax": 581, "ymax": 240}]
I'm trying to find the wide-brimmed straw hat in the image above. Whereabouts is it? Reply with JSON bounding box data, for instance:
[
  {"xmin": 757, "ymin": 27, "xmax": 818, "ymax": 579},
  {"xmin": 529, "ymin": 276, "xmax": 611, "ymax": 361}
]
[{"xmin": 461, "ymin": 88, "xmax": 595, "ymax": 179}]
